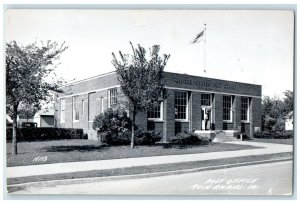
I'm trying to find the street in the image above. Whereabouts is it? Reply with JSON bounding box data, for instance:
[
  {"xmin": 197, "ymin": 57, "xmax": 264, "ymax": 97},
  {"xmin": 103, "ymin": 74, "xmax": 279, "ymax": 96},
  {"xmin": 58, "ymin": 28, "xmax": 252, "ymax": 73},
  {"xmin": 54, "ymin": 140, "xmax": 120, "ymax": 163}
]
[{"xmin": 13, "ymin": 160, "xmax": 293, "ymax": 195}]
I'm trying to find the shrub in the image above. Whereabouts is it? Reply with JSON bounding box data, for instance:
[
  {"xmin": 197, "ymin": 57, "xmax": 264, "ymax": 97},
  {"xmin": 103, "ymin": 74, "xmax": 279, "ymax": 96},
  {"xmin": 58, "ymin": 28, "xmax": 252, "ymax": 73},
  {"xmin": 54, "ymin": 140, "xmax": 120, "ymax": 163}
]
[
  {"xmin": 236, "ymin": 134, "xmax": 252, "ymax": 141},
  {"xmin": 99, "ymin": 131, "xmax": 131, "ymax": 145},
  {"xmin": 99, "ymin": 130, "xmax": 161, "ymax": 146},
  {"xmin": 6, "ymin": 127, "xmax": 85, "ymax": 142},
  {"xmin": 276, "ymin": 130, "xmax": 293, "ymax": 138},
  {"xmin": 93, "ymin": 108, "xmax": 132, "ymax": 144},
  {"xmin": 83, "ymin": 133, "xmax": 88, "ymax": 140},
  {"xmin": 254, "ymin": 130, "xmax": 293, "ymax": 139},
  {"xmin": 170, "ymin": 131, "xmax": 210, "ymax": 146},
  {"xmin": 135, "ymin": 130, "xmax": 161, "ymax": 146},
  {"xmin": 94, "ymin": 108, "xmax": 162, "ymax": 146}
]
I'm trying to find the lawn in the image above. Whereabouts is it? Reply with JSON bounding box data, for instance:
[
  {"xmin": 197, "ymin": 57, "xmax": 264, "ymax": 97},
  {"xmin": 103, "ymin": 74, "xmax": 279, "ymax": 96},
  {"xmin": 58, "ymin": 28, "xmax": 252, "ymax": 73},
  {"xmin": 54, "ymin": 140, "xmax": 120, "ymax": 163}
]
[
  {"xmin": 6, "ymin": 139, "xmax": 262, "ymax": 167},
  {"xmin": 250, "ymin": 138, "xmax": 294, "ymax": 145}
]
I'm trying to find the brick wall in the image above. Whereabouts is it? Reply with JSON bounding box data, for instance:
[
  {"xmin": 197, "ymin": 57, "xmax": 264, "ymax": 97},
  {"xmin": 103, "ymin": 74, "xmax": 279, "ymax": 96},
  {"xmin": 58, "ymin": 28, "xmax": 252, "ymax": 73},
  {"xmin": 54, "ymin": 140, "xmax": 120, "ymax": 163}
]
[
  {"xmin": 55, "ymin": 73, "xmax": 121, "ymax": 139},
  {"xmin": 250, "ymin": 97, "xmax": 262, "ymax": 137},
  {"xmin": 64, "ymin": 97, "xmax": 73, "ymax": 128},
  {"xmin": 147, "ymin": 121, "xmax": 164, "ymax": 135},
  {"xmin": 241, "ymin": 123, "xmax": 251, "ymax": 136},
  {"xmin": 234, "ymin": 96, "xmax": 241, "ymax": 130},
  {"xmin": 223, "ymin": 122, "xmax": 234, "ymax": 130},
  {"xmin": 58, "ymin": 72, "xmax": 119, "ymax": 97},
  {"xmin": 175, "ymin": 122, "xmax": 189, "ymax": 135},
  {"xmin": 214, "ymin": 94, "xmax": 223, "ymax": 130},
  {"xmin": 211, "ymin": 94, "xmax": 215, "ymax": 129},
  {"xmin": 163, "ymin": 89, "xmax": 175, "ymax": 142},
  {"xmin": 191, "ymin": 92, "xmax": 202, "ymax": 131},
  {"xmin": 163, "ymin": 72, "xmax": 261, "ymax": 97}
]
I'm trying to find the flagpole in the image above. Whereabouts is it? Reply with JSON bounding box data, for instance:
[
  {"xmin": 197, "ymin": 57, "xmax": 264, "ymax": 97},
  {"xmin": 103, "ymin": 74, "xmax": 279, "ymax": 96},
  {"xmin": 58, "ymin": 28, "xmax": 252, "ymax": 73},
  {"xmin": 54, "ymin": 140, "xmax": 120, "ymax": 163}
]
[
  {"xmin": 191, "ymin": 25, "xmax": 207, "ymax": 75},
  {"xmin": 204, "ymin": 23, "xmax": 206, "ymax": 74}
]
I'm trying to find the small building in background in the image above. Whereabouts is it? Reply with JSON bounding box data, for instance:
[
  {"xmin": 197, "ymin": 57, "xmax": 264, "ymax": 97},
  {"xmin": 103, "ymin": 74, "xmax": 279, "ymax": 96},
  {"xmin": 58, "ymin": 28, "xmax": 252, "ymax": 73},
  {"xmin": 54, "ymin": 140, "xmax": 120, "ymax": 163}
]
[
  {"xmin": 17, "ymin": 118, "xmax": 35, "ymax": 127},
  {"xmin": 34, "ymin": 108, "xmax": 55, "ymax": 127},
  {"xmin": 7, "ymin": 115, "xmax": 36, "ymax": 128}
]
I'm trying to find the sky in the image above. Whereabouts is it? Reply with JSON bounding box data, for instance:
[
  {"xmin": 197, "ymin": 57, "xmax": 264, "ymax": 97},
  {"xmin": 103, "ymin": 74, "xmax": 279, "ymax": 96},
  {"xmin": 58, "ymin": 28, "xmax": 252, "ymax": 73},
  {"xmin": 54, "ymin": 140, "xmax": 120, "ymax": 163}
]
[{"xmin": 5, "ymin": 9, "xmax": 294, "ymax": 98}]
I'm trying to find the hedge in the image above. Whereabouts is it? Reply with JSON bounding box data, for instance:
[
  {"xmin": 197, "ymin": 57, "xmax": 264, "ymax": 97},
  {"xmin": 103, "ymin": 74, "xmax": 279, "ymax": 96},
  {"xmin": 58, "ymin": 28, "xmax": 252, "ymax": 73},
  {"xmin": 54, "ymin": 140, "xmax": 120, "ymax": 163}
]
[
  {"xmin": 169, "ymin": 131, "xmax": 211, "ymax": 146},
  {"xmin": 98, "ymin": 130, "xmax": 161, "ymax": 146},
  {"xmin": 6, "ymin": 128, "xmax": 87, "ymax": 142},
  {"xmin": 254, "ymin": 130, "xmax": 293, "ymax": 139}
]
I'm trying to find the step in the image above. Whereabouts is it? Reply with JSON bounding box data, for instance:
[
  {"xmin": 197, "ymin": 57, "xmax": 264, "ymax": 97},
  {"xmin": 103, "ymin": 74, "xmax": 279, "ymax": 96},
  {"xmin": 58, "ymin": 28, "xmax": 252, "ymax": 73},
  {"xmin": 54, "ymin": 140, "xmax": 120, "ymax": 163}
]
[{"xmin": 213, "ymin": 137, "xmax": 239, "ymax": 142}]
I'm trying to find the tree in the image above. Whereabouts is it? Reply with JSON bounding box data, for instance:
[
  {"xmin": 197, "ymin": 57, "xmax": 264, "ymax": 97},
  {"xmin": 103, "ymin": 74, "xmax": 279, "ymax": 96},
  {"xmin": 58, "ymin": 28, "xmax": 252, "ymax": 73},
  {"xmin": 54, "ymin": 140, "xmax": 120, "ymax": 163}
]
[
  {"xmin": 92, "ymin": 108, "xmax": 132, "ymax": 145},
  {"xmin": 18, "ymin": 103, "xmax": 39, "ymax": 122},
  {"xmin": 283, "ymin": 90, "xmax": 293, "ymax": 118},
  {"xmin": 112, "ymin": 42, "xmax": 170, "ymax": 148},
  {"xmin": 6, "ymin": 40, "xmax": 68, "ymax": 155},
  {"xmin": 261, "ymin": 90, "xmax": 294, "ymax": 131},
  {"xmin": 262, "ymin": 96, "xmax": 285, "ymax": 131}
]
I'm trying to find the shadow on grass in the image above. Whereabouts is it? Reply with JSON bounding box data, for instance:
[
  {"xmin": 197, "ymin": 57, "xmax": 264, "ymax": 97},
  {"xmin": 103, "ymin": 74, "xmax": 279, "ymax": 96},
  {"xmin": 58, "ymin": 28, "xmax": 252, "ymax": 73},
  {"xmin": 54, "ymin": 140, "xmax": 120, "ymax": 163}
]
[
  {"xmin": 43, "ymin": 145, "xmax": 110, "ymax": 153},
  {"xmin": 161, "ymin": 143, "xmax": 211, "ymax": 149}
]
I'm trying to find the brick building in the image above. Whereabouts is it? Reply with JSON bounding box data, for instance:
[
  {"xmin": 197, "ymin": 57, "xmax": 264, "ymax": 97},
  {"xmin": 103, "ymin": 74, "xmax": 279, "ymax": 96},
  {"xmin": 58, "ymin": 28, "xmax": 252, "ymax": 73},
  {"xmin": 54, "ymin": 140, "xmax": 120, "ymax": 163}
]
[{"xmin": 55, "ymin": 71, "xmax": 262, "ymax": 141}]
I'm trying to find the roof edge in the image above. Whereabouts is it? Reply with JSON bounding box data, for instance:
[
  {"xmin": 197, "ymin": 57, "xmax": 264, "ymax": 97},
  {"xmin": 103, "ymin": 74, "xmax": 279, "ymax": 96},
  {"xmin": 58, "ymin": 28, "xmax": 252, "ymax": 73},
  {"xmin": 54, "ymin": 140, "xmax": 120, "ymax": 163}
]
[
  {"xmin": 163, "ymin": 71, "xmax": 262, "ymax": 87},
  {"xmin": 62, "ymin": 70, "xmax": 262, "ymax": 88}
]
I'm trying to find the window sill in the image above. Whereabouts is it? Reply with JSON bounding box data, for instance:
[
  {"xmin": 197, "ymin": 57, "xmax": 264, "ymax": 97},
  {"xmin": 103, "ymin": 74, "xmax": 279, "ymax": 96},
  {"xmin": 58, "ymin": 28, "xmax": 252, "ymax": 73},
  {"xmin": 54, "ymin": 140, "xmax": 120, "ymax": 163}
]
[
  {"xmin": 73, "ymin": 121, "xmax": 79, "ymax": 123},
  {"xmin": 241, "ymin": 121, "xmax": 250, "ymax": 123},
  {"xmin": 223, "ymin": 121, "xmax": 233, "ymax": 123},
  {"xmin": 148, "ymin": 119, "xmax": 164, "ymax": 122},
  {"xmin": 175, "ymin": 119, "xmax": 189, "ymax": 122}
]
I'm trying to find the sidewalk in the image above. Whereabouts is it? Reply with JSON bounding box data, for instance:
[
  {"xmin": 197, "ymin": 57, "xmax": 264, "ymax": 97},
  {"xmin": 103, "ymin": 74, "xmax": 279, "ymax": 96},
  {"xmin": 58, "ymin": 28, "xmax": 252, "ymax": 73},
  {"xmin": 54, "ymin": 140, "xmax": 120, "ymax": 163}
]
[{"xmin": 7, "ymin": 141, "xmax": 293, "ymax": 179}]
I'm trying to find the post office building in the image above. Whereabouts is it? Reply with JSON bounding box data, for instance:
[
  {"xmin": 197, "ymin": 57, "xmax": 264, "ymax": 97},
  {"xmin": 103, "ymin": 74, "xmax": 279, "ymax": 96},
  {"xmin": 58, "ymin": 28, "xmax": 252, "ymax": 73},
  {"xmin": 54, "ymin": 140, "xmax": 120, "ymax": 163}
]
[{"xmin": 55, "ymin": 71, "xmax": 262, "ymax": 141}]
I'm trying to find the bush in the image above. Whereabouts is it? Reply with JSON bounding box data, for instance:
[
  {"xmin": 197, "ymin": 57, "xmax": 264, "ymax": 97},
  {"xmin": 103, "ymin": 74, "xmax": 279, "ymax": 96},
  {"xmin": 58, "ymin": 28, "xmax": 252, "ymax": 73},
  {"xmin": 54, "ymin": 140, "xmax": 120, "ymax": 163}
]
[
  {"xmin": 94, "ymin": 108, "xmax": 161, "ymax": 146},
  {"xmin": 170, "ymin": 131, "xmax": 210, "ymax": 146},
  {"xmin": 276, "ymin": 130, "xmax": 293, "ymax": 138},
  {"xmin": 135, "ymin": 130, "xmax": 161, "ymax": 146},
  {"xmin": 99, "ymin": 131, "xmax": 131, "ymax": 145},
  {"xmin": 254, "ymin": 130, "xmax": 293, "ymax": 139},
  {"xmin": 83, "ymin": 133, "xmax": 88, "ymax": 140},
  {"xmin": 93, "ymin": 108, "xmax": 132, "ymax": 144},
  {"xmin": 99, "ymin": 130, "xmax": 161, "ymax": 146},
  {"xmin": 6, "ymin": 127, "xmax": 85, "ymax": 142},
  {"xmin": 236, "ymin": 134, "xmax": 252, "ymax": 141}
]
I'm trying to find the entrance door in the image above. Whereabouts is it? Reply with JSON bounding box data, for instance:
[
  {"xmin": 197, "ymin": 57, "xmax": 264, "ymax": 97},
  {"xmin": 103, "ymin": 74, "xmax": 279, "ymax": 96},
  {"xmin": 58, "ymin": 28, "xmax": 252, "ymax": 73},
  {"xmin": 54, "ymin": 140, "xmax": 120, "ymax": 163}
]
[{"xmin": 201, "ymin": 107, "xmax": 211, "ymax": 130}]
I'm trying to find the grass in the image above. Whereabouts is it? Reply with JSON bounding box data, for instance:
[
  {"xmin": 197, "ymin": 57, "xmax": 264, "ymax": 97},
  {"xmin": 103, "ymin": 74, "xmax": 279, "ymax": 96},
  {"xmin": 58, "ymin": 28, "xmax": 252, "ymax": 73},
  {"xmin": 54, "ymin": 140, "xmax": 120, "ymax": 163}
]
[
  {"xmin": 7, "ymin": 152, "xmax": 293, "ymax": 185},
  {"xmin": 250, "ymin": 138, "xmax": 294, "ymax": 145},
  {"xmin": 6, "ymin": 139, "xmax": 262, "ymax": 167}
]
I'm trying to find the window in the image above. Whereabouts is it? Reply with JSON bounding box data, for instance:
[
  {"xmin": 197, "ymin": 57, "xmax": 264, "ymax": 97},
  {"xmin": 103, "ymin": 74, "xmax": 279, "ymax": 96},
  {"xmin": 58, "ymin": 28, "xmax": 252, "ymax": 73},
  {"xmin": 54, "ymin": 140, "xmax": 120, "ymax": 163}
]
[
  {"xmin": 223, "ymin": 95, "xmax": 232, "ymax": 121},
  {"xmin": 148, "ymin": 102, "xmax": 163, "ymax": 120},
  {"xmin": 82, "ymin": 100, "xmax": 85, "ymax": 116},
  {"xmin": 101, "ymin": 97, "xmax": 104, "ymax": 113},
  {"xmin": 108, "ymin": 88, "xmax": 118, "ymax": 107},
  {"xmin": 73, "ymin": 96, "xmax": 80, "ymax": 121},
  {"xmin": 201, "ymin": 94, "xmax": 211, "ymax": 106},
  {"xmin": 241, "ymin": 97, "xmax": 250, "ymax": 122},
  {"xmin": 60, "ymin": 98, "xmax": 65, "ymax": 123},
  {"xmin": 175, "ymin": 91, "xmax": 188, "ymax": 120}
]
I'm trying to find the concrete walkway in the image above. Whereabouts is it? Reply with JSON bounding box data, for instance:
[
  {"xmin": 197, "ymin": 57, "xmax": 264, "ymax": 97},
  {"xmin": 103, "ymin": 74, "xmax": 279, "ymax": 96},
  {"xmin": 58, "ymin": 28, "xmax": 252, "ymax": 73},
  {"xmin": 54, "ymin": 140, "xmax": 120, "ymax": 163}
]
[{"xmin": 7, "ymin": 141, "xmax": 293, "ymax": 179}]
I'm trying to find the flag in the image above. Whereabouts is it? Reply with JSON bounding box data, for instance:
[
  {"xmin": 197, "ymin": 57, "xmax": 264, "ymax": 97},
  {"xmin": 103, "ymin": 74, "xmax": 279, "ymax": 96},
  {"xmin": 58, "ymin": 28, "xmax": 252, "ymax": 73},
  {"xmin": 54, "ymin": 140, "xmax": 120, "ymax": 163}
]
[{"xmin": 191, "ymin": 29, "xmax": 205, "ymax": 44}]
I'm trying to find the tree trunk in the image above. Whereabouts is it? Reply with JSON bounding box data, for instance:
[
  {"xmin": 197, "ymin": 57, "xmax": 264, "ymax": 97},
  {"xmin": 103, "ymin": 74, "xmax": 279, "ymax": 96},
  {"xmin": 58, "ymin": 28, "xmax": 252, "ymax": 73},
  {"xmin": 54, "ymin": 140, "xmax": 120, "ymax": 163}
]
[
  {"xmin": 12, "ymin": 103, "xmax": 18, "ymax": 155},
  {"xmin": 131, "ymin": 113, "xmax": 135, "ymax": 149}
]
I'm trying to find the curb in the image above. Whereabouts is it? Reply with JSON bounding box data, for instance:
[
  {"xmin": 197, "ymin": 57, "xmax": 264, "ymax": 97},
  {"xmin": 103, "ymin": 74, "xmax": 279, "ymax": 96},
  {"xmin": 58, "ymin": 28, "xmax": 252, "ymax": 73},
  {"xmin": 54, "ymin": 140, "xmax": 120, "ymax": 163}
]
[{"xmin": 7, "ymin": 158, "xmax": 292, "ymax": 193}]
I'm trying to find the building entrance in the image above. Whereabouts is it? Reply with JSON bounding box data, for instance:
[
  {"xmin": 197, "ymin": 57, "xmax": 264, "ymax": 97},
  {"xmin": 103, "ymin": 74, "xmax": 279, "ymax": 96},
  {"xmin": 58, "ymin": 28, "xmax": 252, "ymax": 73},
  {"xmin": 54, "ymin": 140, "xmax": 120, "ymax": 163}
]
[{"xmin": 201, "ymin": 106, "xmax": 212, "ymax": 130}]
